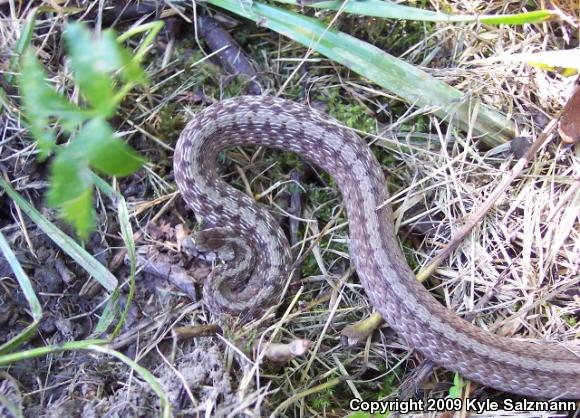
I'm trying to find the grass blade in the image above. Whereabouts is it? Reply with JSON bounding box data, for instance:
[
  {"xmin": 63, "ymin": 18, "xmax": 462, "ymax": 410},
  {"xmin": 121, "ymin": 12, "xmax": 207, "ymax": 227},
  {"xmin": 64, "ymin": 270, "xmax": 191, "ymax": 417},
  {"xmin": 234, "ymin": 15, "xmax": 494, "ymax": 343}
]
[
  {"xmin": 207, "ymin": 0, "xmax": 515, "ymax": 145},
  {"xmin": 92, "ymin": 175, "xmax": 137, "ymax": 338},
  {"xmin": 6, "ymin": 9, "xmax": 37, "ymax": 85},
  {"xmin": 274, "ymin": 0, "xmax": 557, "ymax": 24},
  {"xmin": 88, "ymin": 345, "xmax": 171, "ymax": 418},
  {"xmin": 0, "ymin": 341, "xmax": 171, "ymax": 418},
  {"xmin": 0, "ymin": 231, "xmax": 42, "ymax": 355},
  {"xmin": 0, "ymin": 177, "xmax": 117, "ymax": 291},
  {"xmin": 477, "ymin": 49, "xmax": 580, "ymax": 74}
]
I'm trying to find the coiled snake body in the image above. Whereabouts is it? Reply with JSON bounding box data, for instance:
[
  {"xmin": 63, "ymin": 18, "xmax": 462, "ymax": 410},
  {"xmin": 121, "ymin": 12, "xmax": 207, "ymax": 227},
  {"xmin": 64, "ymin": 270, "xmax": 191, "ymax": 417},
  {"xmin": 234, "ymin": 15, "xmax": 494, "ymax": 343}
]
[{"xmin": 174, "ymin": 96, "xmax": 580, "ymax": 399}]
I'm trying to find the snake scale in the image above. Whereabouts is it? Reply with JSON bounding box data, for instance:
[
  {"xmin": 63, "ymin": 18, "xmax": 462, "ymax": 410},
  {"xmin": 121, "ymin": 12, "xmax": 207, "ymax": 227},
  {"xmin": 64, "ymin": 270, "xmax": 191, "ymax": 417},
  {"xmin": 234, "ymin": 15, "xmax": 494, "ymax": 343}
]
[{"xmin": 174, "ymin": 96, "xmax": 580, "ymax": 399}]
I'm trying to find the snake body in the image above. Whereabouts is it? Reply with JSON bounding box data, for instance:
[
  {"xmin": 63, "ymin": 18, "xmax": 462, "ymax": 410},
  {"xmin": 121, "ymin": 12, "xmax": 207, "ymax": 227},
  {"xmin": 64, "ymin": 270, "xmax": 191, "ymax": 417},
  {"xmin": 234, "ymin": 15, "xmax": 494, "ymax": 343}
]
[{"xmin": 174, "ymin": 96, "xmax": 580, "ymax": 399}]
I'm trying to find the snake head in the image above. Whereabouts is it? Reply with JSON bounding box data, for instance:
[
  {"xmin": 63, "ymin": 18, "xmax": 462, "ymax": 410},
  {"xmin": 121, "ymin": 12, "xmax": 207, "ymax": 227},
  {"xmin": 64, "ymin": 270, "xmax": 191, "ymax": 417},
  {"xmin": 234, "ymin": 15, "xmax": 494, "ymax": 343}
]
[
  {"xmin": 182, "ymin": 227, "xmax": 245, "ymax": 262},
  {"xmin": 182, "ymin": 227, "xmax": 268, "ymax": 317}
]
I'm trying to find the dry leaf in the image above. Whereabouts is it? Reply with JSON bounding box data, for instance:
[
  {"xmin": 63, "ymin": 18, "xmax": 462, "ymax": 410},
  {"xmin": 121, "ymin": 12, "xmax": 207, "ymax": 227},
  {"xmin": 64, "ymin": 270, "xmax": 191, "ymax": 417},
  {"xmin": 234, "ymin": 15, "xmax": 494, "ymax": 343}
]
[{"xmin": 559, "ymin": 83, "xmax": 580, "ymax": 144}]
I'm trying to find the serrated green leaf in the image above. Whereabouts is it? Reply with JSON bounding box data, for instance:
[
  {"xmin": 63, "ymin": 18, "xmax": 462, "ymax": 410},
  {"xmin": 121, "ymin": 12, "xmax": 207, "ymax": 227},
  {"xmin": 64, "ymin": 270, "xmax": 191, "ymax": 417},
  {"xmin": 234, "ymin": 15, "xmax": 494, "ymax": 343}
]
[
  {"xmin": 77, "ymin": 118, "xmax": 145, "ymax": 176},
  {"xmin": 64, "ymin": 23, "xmax": 118, "ymax": 116},
  {"xmin": 47, "ymin": 146, "xmax": 95, "ymax": 239},
  {"xmin": 20, "ymin": 52, "xmax": 86, "ymax": 122},
  {"xmin": 64, "ymin": 23, "xmax": 147, "ymax": 114},
  {"xmin": 47, "ymin": 146, "xmax": 92, "ymax": 205},
  {"xmin": 19, "ymin": 51, "xmax": 86, "ymax": 157},
  {"xmin": 59, "ymin": 187, "xmax": 95, "ymax": 240},
  {"xmin": 28, "ymin": 125, "xmax": 56, "ymax": 159},
  {"xmin": 115, "ymin": 38, "xmax": 147, "ymax": 85},
  {"xmin": 44, "ymin": 118, "xmax": 143, "ymax": 238},
  {"xmin": 89, "ymin": 137, "xmax": 145, "ymax": 176}
]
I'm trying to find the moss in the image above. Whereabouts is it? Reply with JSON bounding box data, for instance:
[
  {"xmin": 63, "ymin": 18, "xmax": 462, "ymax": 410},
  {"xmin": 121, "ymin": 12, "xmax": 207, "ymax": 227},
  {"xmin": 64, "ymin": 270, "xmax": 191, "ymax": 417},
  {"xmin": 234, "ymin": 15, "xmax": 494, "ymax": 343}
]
[
  {"xmin": 155, "ymin": 101, "xmax": 186, "ymax": 139},
  {"xmin": 309, "ymin": 387, "xmax": 334, "ymax": 409},
  {"xmin": 320, "ymin": 87, "xmax": 377, "ymax": 134}
]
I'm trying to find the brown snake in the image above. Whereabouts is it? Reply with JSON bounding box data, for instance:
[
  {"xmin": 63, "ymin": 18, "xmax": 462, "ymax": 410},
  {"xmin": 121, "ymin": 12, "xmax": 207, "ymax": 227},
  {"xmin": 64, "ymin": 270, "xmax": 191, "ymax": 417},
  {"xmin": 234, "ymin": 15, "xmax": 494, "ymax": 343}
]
[{"xmin": 174, "ymin": 96, "xmax": 580, "ymax": 399}]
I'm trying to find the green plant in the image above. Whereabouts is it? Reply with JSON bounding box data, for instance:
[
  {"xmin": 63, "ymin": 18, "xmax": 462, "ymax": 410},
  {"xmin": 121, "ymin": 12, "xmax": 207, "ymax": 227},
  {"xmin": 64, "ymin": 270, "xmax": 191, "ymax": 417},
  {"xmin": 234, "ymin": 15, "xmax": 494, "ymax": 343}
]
[
  {"xmin": 448, "ymin": 373, "xmax": 465, "ymax": 399},
  {"xmin": 18, "ymin": 22, "xmax": 162, "ymax": 239},
  {"xmin": 273, "ymin": 0, "xmax": 557, "ymax": 24},
  {"xmin": 1, "ymin": 20, "xmax": 171, "ymax": 417}
]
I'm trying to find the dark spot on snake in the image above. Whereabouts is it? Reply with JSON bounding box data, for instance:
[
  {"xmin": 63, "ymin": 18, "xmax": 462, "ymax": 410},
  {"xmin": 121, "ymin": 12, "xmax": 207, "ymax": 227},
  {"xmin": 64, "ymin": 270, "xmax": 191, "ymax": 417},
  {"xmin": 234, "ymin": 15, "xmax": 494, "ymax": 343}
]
[
  {"xmin": 279, "ymin": 122, "xmax": 288, "ymax": 136},
  {"xmin": 343, "ymin": 162, "xmax": 354, "ymax": 173},
  {"xmin": 331, "ymin": 148, "xmax": 342, "ymax": 160}
]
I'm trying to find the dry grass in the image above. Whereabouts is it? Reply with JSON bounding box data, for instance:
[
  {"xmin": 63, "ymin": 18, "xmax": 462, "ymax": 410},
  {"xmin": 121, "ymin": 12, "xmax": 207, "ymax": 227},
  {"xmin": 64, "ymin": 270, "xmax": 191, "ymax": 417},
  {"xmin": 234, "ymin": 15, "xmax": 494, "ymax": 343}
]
[{"xmin": 0, "ymin": 0, "xmax": 578, "ymax": 417}]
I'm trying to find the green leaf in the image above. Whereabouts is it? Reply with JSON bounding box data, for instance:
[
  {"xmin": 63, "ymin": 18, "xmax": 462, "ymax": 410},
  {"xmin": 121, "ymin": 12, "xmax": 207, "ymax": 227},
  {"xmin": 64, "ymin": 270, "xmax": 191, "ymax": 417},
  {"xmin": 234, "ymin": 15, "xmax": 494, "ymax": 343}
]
[
  {"xmin": 96, "ymin": 28, "xmax": 146, "ymax": 84},
  {"xmin": 59, "ymin": 187, "xmax": 95, "ymax": 240},
  {"xmin": 17, "ymin": 22, "xmax": 149, "ymax": 240},
  {"xmin": 77, "ymin": 119, "xmax": 145, "ymax": 176},
  {"xmin": 47, "ymin": 146, "xmax": 95, "ymax": 239},
  {"xmin": 64, "ymin": 23, "xmax": 146, "ymax": 115},
  {"xmin": 115, "ymin": 21, "xmax": 163, "ymax": 83},
  {"xmin": 479, "ymin": 49, "xmax": 580, "ymax": 74},
  {"xmin": 20, "ymin": 52, "xmax": 86, "ymax": 123},
  {"xmin": 28, "ymin": 125, "xmax": 56, "ymax": 159},
  {"xmin": 448, "ymin": 373, "xmax": 465, "ymax": 399},
  {"xmin": 115, "ymin": 39, "xmax": 147, "ymax": 85},
  {"xmin": 47, "ymin": 147, "xmax": 91, "ymax": 205},
  {"xmin": 92, "ymin": 175, "xmax": 138, "ymax": 338},
  {"xmin": 44, "ymin": 118, "xmax": 143, "ymax": 239},
  {"xmin": 19, "ymin": 51, "xmax": 86, "ymax": 157},
  {"xmin": 64, "ymin": 23, "xmax": 118, "ymax": 116},
  {"xmin": 93, "ymin": 289, "xmax": 120, "ymax": 336}
]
